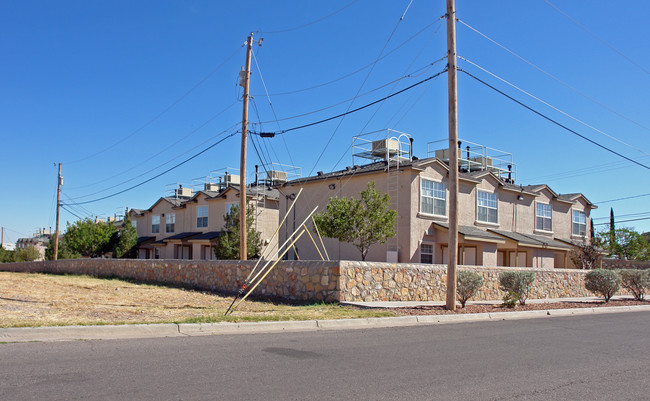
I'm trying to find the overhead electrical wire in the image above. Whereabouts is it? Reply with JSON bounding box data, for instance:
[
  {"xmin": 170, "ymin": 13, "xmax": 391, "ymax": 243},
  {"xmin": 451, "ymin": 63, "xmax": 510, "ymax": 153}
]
[
  {"xmin": 66, "ymin": 102, "xmax": 239, "ymax": 191},
  {"xmin": 259, "ymin": 68, "xmax": 447, "ymax": 136},
  {"xmin": 593, "ymin": 211, "xmax": 650, "ymax": 221},
  {"xmin": 261, "ymin": 0, "xmax": 360, "ymax": 34},
  {"xmin": 459, "ymin": 68, "xmax": 650, "ymax": 171},
  {"xmin": 458, "ymin": 56, "xmax": 650, "ymax": 157},
  {"xmin": 252, "ymin": 50, "xmax": 295, "ymax": 168},
  {"xmin": 62, "ymin": 131, "xmax": 238, "ymax": 206},
  {"xmin": 522, "ymin": 156, "xmax": 650, "ymax": 183},
  {"xmin": 543, "ymin": 0, "xmax": 650, "ymax": 76},
  {"xmin": 66, "ymin": 124, "xmax": 239, "ymax": 200},
  {"xmin": 596, "ymin": 193, "xmax": 650, "ymax": 204},
  {"xmin": 60, "ymin": 205, "xmax": 84, "ymax": 221},
  {"xmin": 456, "ymin": 17, "xmax": 650, "ymax": 133},
  {"xmin": 65, "ymin": 47, "xmax": 242, "ymax": 165},
  {"xmin": 594, "ymin": 217, "xmax": 650, "ymax": 226},
  {"xmin": 255, "ymin": 19, "xmax": 442, "ymax": 97}
]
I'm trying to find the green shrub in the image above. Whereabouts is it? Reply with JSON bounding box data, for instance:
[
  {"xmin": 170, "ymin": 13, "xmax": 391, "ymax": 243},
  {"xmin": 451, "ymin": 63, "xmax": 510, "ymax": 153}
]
[
  {"xmin": 585, "ymin": 269, "xmax": 621, "ymax": 302},
  {"xmin": 619, "ymin": 269, "xmax": 649, "ymax": 301},
  {"xmin": 456, "ymin": 270, "xmax": 484, "ymax": 307},
  {"xmin": 498, "ymin": 271, "xmax": 536, "ymax": 306},
  {"xmin": 502, "ymin": 291, "xmax": 519, "ymax": 308}
]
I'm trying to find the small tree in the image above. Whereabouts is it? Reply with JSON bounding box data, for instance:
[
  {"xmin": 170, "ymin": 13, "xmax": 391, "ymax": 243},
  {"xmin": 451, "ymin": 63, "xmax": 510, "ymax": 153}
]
[
  {"xmin": 499, "ymin": 271, "xmax": 536, "ymax": 306},
  {"xmin": 585, "ymin": 269, "xmax": 620, "ymax": 302},
  {"xmin": 14, "ymin": 245, "xmax": 42, "ymax": 262},
  {"xmin": 313, "ymin": 181, "xmax": 397, "ymax": 261},
  {"xmin": 113, "ymin": 217, "xmax": 138, "ymax": 259},
  {"xmin": 456, "ymin": 270, "xmax": 484, "ymax": 307},
  {"xmin": 569, "ymin": 239, "xmax": 601, "ymax": 269},
  {"xmin": 598, "ymin": 228, "xmax": 650, "ymax": 261},
  {"xmin": 62, "ymin": 218, "xmax": 118, "ymax": 258},
  {"xmin": 619, "ymin": 269, "xmax": 649, "ymax": 301},
  {"xmin": 0, "ymin": 247, "xmax": 15, "ymax": 263},
  {"xmin": 44, "ymin": 236, "xmax": 80, "ymax": 260},
  {"xmin": 213, "ymin": 202, "xmax": 262, "ymax": 260}
]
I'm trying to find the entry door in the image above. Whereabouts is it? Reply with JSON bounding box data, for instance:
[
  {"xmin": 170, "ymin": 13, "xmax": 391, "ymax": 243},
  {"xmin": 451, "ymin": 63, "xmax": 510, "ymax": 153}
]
[
  {"xmin": 497, "ymin": 251, "xmax": 506, "ymax": 266},
  {"xmin": 509, "ymin": 251, "xmax": 526, "ymax": 267},
  {"xmin": 463, "ymin": 248, "xmax": 477, "ymax": 265}
]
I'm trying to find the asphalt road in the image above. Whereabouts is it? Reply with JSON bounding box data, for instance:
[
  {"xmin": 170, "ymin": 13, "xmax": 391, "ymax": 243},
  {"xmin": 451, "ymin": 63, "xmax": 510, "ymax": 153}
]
[{"xmin": 1, "ymin": 312, "xmax": 648, "ymax": 401}]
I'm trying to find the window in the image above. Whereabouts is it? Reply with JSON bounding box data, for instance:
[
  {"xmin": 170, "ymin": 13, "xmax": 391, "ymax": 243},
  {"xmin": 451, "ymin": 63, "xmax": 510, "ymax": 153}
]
[
  {"xmin": 166, "ymin": 213, "xmax": 175, "ymax": 233},
  {"xmin": 226, "ymin": 202, "xmax": 238, "ymax": 215},
  {"xmin": 197, "ymin": 206, "xmax": 208, "ymax": 228},
  {"xmin": 151, "ymin": 215, "xmax": 160, "ymax": 233},
  {"xmin": 535, "ymin": 203, "xmax": 552, "ymax": 232},
  {"xmin": 420, "ymin": 179, "xmax": 446, "ymax": 216},
  {"xmin": 420, "ymin": 244, "xmax": 433, "ymax": 264},
  {"xmin": 132, "ymin": 220, "xmax": 137, "ymax": 230},
  {"xmin": 477, "ymin": 191, "xmax": 498, "ymax": 223},
  {"xmin": 572, "ymin": 210, "xmax": 586, "ymax": 236}
]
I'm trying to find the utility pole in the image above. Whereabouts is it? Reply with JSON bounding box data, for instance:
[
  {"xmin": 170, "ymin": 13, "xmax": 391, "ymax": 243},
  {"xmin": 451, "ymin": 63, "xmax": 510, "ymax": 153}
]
[
  {"xmin": 1, "ymin": 226, "xmax": 4, "ymax": 249},
  {"xmin": 239, "ymin": 33, "xmax": 254, "ymax": 261},
  {"xmin": 54, "ymin": 163, "xmax": 62, "ymax": 261},
  {"xmin": 446, "ymin": 0, "xmax": 459, "ymax": 311}
]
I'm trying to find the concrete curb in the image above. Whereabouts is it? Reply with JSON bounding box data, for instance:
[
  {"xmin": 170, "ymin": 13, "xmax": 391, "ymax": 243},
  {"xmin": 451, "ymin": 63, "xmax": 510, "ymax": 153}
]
[{"xmin": 2, "ymin": 305, "xmax": 649, "ymax": 343}]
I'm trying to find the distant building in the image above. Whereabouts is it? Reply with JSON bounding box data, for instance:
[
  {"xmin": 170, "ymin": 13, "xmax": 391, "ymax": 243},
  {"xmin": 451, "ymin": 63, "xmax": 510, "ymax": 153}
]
[{"xmin": 15, "ymin": 228, "xmax": 51, "ymax": 260}]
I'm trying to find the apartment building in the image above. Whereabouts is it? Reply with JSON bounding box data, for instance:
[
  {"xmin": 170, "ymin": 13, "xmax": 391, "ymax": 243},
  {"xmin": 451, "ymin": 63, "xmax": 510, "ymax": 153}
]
[
  {"xmin": 14, "ymin": 228, "xmax": 51, "ymax": 261},
  {"xmin": 277, "ymin": 136, "xmax": 596, "ymax": 269},
  {"xmin": 130, "ymin": 174, "xmax": 280, "ymax": 260}
]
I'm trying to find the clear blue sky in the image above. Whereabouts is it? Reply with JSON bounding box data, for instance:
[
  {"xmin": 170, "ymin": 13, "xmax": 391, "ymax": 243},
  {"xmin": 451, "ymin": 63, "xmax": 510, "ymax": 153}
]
[{"xmin": 1, "ymin": 0, "xmax": 649, "ymax": 245}]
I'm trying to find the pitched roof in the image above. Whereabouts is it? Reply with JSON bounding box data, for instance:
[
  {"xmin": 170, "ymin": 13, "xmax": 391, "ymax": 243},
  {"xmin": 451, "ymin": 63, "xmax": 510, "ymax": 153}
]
[
  {"xmin": 488, "ymin": 229, "xmax": 573, "ymax": 250},
  {"xmin": 433, "ymin": 222, "xmax": 506, "ymax": 243},
  {"xmin": 187, "ymin": 231, "xmax": 223, "ymax": 241},
  {"xmin": 163, "ymin": 232, "xmax": 202, "ymax": 241}
]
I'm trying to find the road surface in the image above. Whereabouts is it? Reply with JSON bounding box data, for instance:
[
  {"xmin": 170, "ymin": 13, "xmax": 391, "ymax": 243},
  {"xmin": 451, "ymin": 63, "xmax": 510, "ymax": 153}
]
[{"xmin": 1, "ymin": 311, "xmax": 648, "ymax": 400}]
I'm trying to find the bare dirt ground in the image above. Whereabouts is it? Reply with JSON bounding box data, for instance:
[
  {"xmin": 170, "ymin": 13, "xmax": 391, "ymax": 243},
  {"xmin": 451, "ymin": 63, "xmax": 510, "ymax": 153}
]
[
  {"xmin": 0, "ymin": 272, "xmax": 392, "ymax": 328},
  {"xmin": 1, "ymin": 272, "xmax": 646, "ymax": 328}
]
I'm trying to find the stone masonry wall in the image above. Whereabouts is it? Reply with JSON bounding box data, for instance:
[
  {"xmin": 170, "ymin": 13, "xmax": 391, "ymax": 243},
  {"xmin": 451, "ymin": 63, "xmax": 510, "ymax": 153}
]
[
  {"xmin": 1, "ymin": 259, "xmax": 624, "ymax": 303},
  {"xmin": 0, "ymin": 259, "xmax": 341, "ymax": 302},
  {"xmin": 602, "ymin": 259, "xmax": 650, "ymax": 270},
  {"xmin": 338, "ymin": 261, "xmax": 611, "ymax": 302}
]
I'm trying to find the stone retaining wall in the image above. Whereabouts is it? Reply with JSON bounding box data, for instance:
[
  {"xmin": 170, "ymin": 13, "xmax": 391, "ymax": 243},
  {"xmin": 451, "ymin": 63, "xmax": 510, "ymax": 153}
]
[
  {"xmin": 602, "ymin": 259, "xmax": 650, "ymax": 270},
  {"xmin": 338, "ymin": 262, "xmax": 601, "ymax": 302},
  {"xmin": 0, "ymin": 259, "xmax": 627, "ymax": 303},
  {"xmin": 0, "ymin": 259, "xmax": 341, "ymax": 302}
]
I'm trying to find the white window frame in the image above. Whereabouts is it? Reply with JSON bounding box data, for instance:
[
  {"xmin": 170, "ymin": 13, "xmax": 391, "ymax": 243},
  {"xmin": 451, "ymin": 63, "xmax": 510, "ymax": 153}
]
[
  {"xmin": 572, "ymin": 209, "xmax": 587, "ymax": 237},
  {"xmin": 420, "ymin": 243, "xmax": 434, "ymax": 264},
  {"xmin": 151, "ymin": 215, "xmax": 160, "ymax": 234},
  {"xmin": 535, "ymin": 202, "xmax": 552, "ymax": 232},
  {"xmin": 166, "ymin": 213, "xmax": 175, "ymax": 233},
  {"xmin": 197, "ymin": 206, "xmax": 208, "ymax": 228},
  {"xmin": 420, "ymin": 178, "xmax": 446, "ymax": 217},
  {"xmin": 477, "ymin": 190, "xmax": 498, "ymax": 224}
]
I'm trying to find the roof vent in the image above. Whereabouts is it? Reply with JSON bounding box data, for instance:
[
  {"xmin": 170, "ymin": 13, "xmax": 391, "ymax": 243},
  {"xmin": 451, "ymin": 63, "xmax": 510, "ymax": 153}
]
[{"xmin": 317, "ymin": 171, "xmax": 324, "ymax": 176}]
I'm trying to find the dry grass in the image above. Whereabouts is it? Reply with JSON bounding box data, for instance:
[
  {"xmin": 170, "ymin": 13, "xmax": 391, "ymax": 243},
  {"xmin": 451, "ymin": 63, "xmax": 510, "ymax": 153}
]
[{"xmin": 0, "ymin": 272, "xmax": 394, "ymax": 328}]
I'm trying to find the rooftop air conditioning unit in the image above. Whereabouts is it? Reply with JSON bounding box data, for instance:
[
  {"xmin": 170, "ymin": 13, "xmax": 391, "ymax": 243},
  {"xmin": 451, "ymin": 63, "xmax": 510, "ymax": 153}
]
[
  {"xmin": 434, "ymin": 148, "xmax": 462, "ymax": 161},
  {"xmin": 469, "ymin": 156, "xmax": 492, "ymax": 171},
  {"xmin": 267, "ymin": 170, "xmax": 287, "ymax": 183},
  {"xmin": 371, "ymin": 139, "xmax": 400, "ymax": 159},
  {"xmin": 224, "ymin": 174, "xmax": 240, "ymax": 186},
  {"xmin": 175, "ymin": 187, "xmax": 193, "ymax": 198},
  {"xmin": 204, "ymin": 182, "xmax": 220, "ymax": 191}
]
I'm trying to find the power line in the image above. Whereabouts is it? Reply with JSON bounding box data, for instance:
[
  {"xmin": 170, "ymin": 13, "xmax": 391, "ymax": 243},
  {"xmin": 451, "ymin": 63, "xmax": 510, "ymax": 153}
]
[
  {"xmin": 458, "ymin": 56, "xmax": 649, "ymax": 157},
  {"xmin": 66, "ymin": 124, "xmax": 238, "ymax": 200},
  {"xmin": 255, "ymin": 19, "xmax": 442, "ymax": 97},
  {"xmin": 596, "ymin": 193, "xmax": 650, "ymax": 204},
  {"xmin": 65, "ymin": 47, "xmax": 241, "ymax": 165},
  {"xmin": 62, "ymin": 132, "xmax": 237, "ymax": 206},
  {"xmin": 459, "ymin": 68, "xmax": 650, "ymax": 171},
  {"xmin": 594, "ymin": 216, "xmax": 650, "ymax": 226},
  {"xmin": 543, "ymin": 0, "xmax": 650, "ymax": 76},
  {"xmin": 60, "ymin": 205, "xmax": 84, "ymax": 221},
  {"xmin": 456, "ymin": 17, "xmax": 650, "ymax": 133},
  {"xmin": 261, "ymin": 0, "xmax": 360, "ymax": 34},
  {"xmin": 593, "ymin": 211, "xmax": 650, "ymax": 221},
  {"xmin": 263, "ymin": 69, "xmax": 447, "ymax": 136},
  {"xmin": 66, "ymin": 103, "xmax": 238, "ymax": 191}
]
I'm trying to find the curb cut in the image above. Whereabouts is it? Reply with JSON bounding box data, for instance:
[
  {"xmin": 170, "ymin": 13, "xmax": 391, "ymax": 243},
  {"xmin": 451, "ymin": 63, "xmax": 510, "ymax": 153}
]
[{"xmin": 2, "ymin": 305, "xmax": 649, "ymax": 343}]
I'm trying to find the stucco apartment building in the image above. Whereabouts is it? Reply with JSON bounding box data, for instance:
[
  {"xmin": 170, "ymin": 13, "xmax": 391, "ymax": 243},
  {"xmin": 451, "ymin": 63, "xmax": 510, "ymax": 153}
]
[
  {"xmin": 130, "ymin": 179, "xmax": 280, "ymax": 260},
  {"xmin": 277, "ymin": 138, "xmax": 596, "ymax": 269},
  {"xmin": 14, "ymin": 228, "xmax": 51, "ymax": 261}
]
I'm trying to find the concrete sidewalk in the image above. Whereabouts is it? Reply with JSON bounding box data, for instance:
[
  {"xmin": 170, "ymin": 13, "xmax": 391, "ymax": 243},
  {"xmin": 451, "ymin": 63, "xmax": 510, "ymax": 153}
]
[{"xmin": 1, "ymin": 296, "xmax": 648, "ymax": 343}]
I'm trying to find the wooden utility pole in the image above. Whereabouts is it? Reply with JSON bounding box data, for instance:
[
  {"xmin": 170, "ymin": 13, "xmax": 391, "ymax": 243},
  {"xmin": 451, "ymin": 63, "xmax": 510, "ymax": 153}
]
[
  {"xmin": 239, "ymin": 33, "xmax": 254, "ymax": 261},
  {"xmin": 446, "ymin": 0, "xmax": 459, "ymax": 311},
  {"xmin": 54, "ymin": 163, "xmax": 62, "ymax": 261}
]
